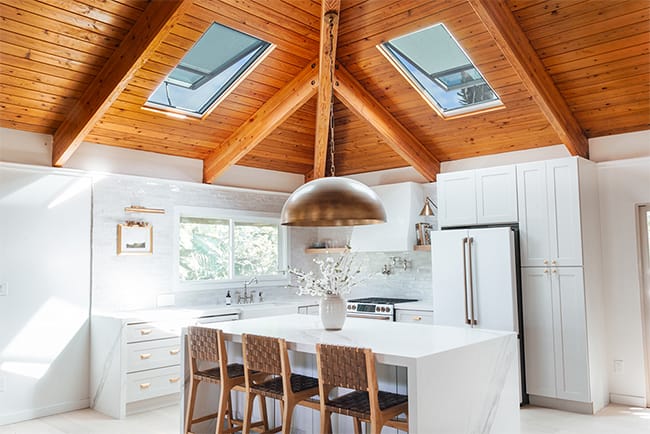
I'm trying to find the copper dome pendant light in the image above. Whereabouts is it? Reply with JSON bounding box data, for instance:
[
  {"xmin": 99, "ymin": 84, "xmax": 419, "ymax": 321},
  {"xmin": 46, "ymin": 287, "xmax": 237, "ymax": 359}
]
[{"xmin": 281, "ymin": 6, "xmax": 386, "ymax": 227}]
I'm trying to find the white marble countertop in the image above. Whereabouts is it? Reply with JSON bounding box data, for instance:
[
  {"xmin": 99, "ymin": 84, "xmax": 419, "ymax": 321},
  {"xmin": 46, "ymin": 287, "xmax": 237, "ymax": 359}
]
[
  {"xmin": 204, "ymin": 314, "xmax": 513, "ymax": 367},
  {"xmin": 93, "ymin": 301, "xmax": 299, "ymax": 323},
  {"xmin": 394, "ymin": 300, "xmax": 433, "ymax": 311}
]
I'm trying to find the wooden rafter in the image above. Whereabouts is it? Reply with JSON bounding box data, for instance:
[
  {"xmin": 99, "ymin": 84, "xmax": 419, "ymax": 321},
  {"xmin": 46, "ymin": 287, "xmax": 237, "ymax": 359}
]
[
  {"xmin": 334, "ymin": 64, "xmax": 440, "ymax": 181},
  {"xmin": 468, "ymin": 0, "xmax": 589, "ymax": 158},
  {"xmin": 313, "ymin": 0, "xmax": 341, "ymax": 179},
  {"xmin": 203, "ymin": 60, "xmax": 319, "ymax": 184},
  {"xmin": 51, "ymin": 0, "xmax": 192, "ymax": 167}
]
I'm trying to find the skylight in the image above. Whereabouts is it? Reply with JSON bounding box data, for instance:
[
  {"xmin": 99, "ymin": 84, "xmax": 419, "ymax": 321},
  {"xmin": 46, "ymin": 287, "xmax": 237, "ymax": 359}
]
[
  {"xmin": 145, "ymin": 22, "xmax": 272, "ymax": 117},
  {"xmin": 380, "ymin": 23, "xmax": 502, "ymax": 118}
]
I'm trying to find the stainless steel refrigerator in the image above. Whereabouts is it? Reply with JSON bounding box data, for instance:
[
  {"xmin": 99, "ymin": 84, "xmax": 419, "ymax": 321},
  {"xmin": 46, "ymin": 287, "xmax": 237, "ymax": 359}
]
[{"xmin": 431, "ymin": 225, "xmax": 527, "ymax": 403}]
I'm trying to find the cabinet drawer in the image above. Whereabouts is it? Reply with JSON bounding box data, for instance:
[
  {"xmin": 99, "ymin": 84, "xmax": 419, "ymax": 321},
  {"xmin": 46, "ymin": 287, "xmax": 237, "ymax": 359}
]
[
  {"xmin": 126, "ymin": 366, "xmax": 182, "ymax": 403},
  {"xmin": 396, "ymin": 310, "xmax": 433, "ymax": 324},
  {"xmin": 126, "ymin": 321, "xmax": 183, "ymax": 343},
  {"xmin": 126, "ymin": 338, "xmax": 181, "ymax": 373}
]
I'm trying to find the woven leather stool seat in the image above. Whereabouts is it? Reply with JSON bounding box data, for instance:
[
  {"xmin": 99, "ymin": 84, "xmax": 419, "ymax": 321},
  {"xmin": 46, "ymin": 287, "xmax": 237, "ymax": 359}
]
[
  {"xmin": 316, "ymin": 343, "xmax": 409, "ymax": 434},
  {"xmin": 194, "ymin": 363, "xmax": 245, "ymax": 384},
  {"xmin": 252, "ymin": 373, "xmax": 320, "ymax": 399},
  {"xmin": 325, "ymin": 390, "xmax": 408, "ymax": 419},
  {"xmin": 242, "ymin": 334, "xmax": 320, "ymax": 433}
]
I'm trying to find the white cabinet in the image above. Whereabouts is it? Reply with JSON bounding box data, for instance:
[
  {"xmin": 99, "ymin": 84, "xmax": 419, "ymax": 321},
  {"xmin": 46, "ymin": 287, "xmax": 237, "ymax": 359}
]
[
  {"xmin": 438, "ymin": 165, "xmax": 518, "ymax": 228},
  {"xmin": 517, "ymin": 158, "xmax": 582, "ymax": 267},
  {"xmin": 91, "ymin": 311, "xmax": 238, "ymax": 419},
  {"xmin": 350, "ymin": 182, "xmax": 424, "ymax": 252},
  {"xmin": 395, "ymin": 309, "xmax": 433, "ymax": 325},
  {"xmin": 519, "ymin": 157, "xmax": 607, "ymax": 414},
  {"xmin": 522, "ymin": 267, "xmax": 589, "ymax": 402}
]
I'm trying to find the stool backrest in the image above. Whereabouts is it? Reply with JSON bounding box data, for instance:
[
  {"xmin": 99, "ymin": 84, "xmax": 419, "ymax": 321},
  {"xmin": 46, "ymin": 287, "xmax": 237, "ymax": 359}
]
[
  {"xmin": 187, "ymin": 326, "xmax": 227, "ymax": 365},
  {"xmin": 316, "ymin": 344, "xmax": 372, "ymax": 391},
  {"xmin": 242, "ymin": 334, "xmax": 283, "ymax": 375}
]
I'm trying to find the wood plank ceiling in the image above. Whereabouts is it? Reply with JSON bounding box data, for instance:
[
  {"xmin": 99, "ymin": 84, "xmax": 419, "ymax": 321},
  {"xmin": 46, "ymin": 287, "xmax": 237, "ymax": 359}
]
[{"xmin": 1, "ymin": 0, "xmax": 648, "ymax": 183}]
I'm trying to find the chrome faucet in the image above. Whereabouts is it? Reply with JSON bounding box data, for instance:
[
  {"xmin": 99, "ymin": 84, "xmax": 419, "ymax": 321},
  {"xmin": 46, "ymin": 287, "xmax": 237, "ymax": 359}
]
[{"xmin": 239, "ymin": 277, "xmax": 258, "ymax": 304}]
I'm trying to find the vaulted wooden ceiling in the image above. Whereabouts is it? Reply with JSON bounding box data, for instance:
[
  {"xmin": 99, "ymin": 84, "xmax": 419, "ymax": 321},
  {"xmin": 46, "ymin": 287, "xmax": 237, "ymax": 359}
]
[{"xmin": 1, "ymin": 0, "xmax": 648, "ymax": 183}]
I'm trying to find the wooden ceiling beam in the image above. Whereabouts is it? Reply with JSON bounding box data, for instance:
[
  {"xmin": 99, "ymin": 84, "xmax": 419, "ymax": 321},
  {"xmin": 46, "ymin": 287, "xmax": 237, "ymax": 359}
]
[
  {"xmin": 468, "ymin": 0, "xmax": 589, "ymax": 158},
  {"xmin": 51, "ymin": 0, "xmax": 192, "ymax": 167},
  {"xmin": 203, "ymin": 60, "xmax": 319, "ymax": 184},
  {"xmin": 334, "ymin": 64, "xmax": 440, "ymax": 181},
  {"xmin": 313, "ymin": 0, "xmax": 341, "ymax": 179}
]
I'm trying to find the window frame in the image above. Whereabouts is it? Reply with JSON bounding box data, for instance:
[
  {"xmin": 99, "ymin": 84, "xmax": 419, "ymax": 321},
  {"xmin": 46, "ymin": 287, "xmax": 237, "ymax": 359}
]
[
  {"xmin": 173, "ymin": 206, "xmax": 289, "ymax": 292},
  {"xmin": 143, "ymin": 22, "xmax": 274, "ymax": 120},
  {"xmin": 377, "ymin": 23, "xmax": 504, "ymax": 119}
]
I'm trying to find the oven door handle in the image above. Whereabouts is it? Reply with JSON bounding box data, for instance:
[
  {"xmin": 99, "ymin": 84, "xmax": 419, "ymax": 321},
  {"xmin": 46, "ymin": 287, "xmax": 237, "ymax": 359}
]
[{"xmin": 346, "ymin": 313, "xmax": 393, "ymax": 321}]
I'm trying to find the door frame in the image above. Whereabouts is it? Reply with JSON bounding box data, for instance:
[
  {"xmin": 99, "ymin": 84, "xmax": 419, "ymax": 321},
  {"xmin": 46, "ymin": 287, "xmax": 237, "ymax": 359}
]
[{"xmin": 637, "ymin": 204, "xmax": 650, "ymax": 407}]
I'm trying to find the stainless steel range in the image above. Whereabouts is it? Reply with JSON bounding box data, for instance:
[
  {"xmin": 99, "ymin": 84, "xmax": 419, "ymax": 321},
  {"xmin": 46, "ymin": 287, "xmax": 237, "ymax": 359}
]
[{"xmin": 346, "ymin": 297, "xmax": 418, "ymax": 321}]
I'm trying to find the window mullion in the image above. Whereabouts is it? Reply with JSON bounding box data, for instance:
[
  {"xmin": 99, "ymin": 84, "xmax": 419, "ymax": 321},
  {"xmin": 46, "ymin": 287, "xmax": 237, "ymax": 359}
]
[{"xmin": 229, "ymin": 219, "xmax": 235, "ymax": 279}]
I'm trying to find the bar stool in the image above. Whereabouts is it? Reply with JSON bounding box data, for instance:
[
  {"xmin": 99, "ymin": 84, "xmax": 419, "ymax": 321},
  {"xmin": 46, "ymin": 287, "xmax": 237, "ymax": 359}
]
[
  {"xmin": 315, "ymin": 343, "xmax": 409, "ymax": 434},
  {"xmin": 241, "ymin": 334, "xmax": 320, "ymax": 434},
  {"xmin": 185, "ymin": 326, "xmax": 269, "ymax": 434}
]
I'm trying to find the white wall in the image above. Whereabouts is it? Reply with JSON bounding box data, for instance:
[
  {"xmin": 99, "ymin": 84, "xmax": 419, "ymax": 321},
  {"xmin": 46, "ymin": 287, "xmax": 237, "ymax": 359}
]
[
  {"xmin": 598, "ymin": 156, "xmax": 650, "ymax": 406},
  {"xmin": 589, "ymin": 130, "xmax": 650, "ymax": 162},
  {"xmin": 0, "ymin": 128, "xmax": 302, "ymax": 192},
  {"xmin": 0, "ymin": 164, "xmax": 92, "ymax": 424}
]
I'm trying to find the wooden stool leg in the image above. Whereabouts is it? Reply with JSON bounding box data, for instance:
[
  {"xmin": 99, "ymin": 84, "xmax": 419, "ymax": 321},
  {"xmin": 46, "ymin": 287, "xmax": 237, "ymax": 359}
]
[
  {"xmin": 257, "ymin": 395, "xmax": 270, "ymax": 431},
  {"xmin": 215, "ymin": 384, "xmax": 230, "ymax": 434},
  {"xmin": 227, "ymin": 393, "xmax": 235, "ymax": 429},
  {"xmin": 185, "ymin": 379, "xmax": 198, "ymax": 434},
  {"xmin": 242, "ymin": 391, "xmax": 256, "ymax": 434},
  {"xmin": 281, "ymin": 401, "xmax": 295, "ymax": 434},
  {"xmin": 320, "ymin": 410, "xmax": 332, "ymax": 434},
  {"xmin": 353, "ymin": 418, "xmax": 362, "ymax": 434}
]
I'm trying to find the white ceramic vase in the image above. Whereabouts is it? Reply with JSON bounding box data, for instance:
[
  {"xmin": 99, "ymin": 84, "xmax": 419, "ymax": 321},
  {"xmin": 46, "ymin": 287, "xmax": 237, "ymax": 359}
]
[{"xmin": 319, "ymin": 294, "xmax": 346, "ymax": 330}]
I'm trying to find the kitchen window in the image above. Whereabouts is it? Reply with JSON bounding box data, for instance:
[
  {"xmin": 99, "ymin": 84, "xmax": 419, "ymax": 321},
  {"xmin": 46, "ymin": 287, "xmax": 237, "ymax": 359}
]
[{"xmin": 174, "ymin": 207, "xmax": 288, "ymax": 290}]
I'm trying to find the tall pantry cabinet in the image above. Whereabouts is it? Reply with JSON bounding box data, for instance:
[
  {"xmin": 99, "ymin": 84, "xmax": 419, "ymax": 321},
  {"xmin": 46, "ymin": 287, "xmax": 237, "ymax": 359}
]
[{"xmin": 517, "ymin": 157, "xmax": 607, "ymax": 413}]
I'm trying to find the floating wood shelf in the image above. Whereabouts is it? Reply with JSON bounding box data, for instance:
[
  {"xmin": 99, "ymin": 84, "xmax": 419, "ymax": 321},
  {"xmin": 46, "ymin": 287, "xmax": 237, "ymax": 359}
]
[
  {"xmin": 304, "ymin": 247, "xmax": 347, "ymax": 254},
  {"xmin": 413, "ymin": 245, "xmax": 431, "ymax": 252}
]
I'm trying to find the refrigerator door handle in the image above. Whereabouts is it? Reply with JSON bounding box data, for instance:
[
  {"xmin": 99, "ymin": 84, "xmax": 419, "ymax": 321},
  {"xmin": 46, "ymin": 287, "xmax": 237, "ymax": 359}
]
[
  {"xmin": 467, "ymin": 236, "xmax": 477, "ymax": 327},
  {"xmin": 462, "ymin": 237, "xmax": 471, "ymax": 325}
]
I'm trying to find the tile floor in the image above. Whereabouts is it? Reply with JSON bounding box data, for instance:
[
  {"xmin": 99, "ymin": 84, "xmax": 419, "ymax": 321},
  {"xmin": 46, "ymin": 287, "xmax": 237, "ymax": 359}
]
[{"xmin": 0, "ymin": 404, "xmax": 648, "ymax": 434}]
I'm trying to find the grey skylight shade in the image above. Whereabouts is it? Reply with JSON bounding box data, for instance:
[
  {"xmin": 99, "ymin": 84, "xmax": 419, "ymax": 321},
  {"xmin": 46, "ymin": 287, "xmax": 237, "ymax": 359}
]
[
  {"xmin": 381, "ymin": 24, "xmax": 502, "ymax": 117},
  {"xmin": 146, "ymin": 22, "xmax": 271, "ymax": 116}
]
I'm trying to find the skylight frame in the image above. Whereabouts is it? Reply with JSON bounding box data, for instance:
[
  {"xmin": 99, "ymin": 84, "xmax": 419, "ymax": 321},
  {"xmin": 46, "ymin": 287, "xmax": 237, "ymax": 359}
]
[
  {"xmin": 378, "ymin": 23, "xmax": 504, "ymax": 119},
  {"xmin": 143, "ymin": 23, "xmax": 275, "ymax": 120}
]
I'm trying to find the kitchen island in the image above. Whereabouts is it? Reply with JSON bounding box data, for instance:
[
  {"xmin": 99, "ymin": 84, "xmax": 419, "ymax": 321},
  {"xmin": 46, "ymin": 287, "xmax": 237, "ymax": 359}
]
[{"xmin": 181, "ymin": 314, "xmax": 519, "ymax": 433}]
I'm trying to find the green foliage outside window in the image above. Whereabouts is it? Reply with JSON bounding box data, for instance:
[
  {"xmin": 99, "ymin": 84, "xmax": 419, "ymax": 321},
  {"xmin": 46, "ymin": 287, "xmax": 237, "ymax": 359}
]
[{"xmin": 179, "ymin": 216, "xmax": 281, "ymax": 281}]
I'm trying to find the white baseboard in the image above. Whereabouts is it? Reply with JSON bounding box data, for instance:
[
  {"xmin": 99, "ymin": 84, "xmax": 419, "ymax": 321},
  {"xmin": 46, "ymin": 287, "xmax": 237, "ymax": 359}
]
[
  {"xmin": 528, "ymin": 395, "xmax": 594, "ymax": 414},
  {"xmin": 609, "ymin": 393, "xmax": 646, "ymax": 408},
  {"xmin": 0, "ymin": 398, "xmax": 89, "ymax": 426}
]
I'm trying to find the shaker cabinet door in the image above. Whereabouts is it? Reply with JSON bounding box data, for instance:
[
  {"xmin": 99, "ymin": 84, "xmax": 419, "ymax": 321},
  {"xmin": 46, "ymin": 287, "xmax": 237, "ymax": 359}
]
[
  {"xmin": 522, "ymin": 268, "xmax": 557, "ymax": 398},
  {"xmin": 517, "ymin": 162, "xmax": 551, "ymax": 267},
  {"xmin": 546, "ymin": 159, "xmax": 583, "ymax": 267},
  {"xmin": 437, "ymin": 170, "xmax": 477, "ymax": 228},
  {"xmin": 475, "ymin": 165, "xmax": 518, "ymax": 224}
]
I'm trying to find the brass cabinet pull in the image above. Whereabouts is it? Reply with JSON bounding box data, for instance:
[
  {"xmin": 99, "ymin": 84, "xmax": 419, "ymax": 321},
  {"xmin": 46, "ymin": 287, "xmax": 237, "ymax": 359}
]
[
  {"xmin": 140, "ymin": 329, "xmax": 152, "ymax": 335},
  {"xmin": 169, "ymin": 377, "xmax": 180, "ymax": 383},
  {"xmin": 413, "ymin": 316, "xmax": 422, "ymax": 321},
  {"xmin": 140, "ymin": 353, "xmax": 152, "ymax": 360},
  {"xmin": 139, "ymin": 383, "xmax": 151, "ymax": 389},
  {"xmin": 544, "ymin": 269, "xmax": 549, "ymax": 273},
  {"xmin": 169, "ymin": 349, "xmax": 180, "ymax": 355}
]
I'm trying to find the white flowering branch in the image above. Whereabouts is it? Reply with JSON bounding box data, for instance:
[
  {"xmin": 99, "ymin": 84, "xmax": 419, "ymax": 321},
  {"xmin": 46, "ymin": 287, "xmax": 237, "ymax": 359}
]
[{"xmin": 288, "ymin": 249, "xmax": 365, "ymax": 297}]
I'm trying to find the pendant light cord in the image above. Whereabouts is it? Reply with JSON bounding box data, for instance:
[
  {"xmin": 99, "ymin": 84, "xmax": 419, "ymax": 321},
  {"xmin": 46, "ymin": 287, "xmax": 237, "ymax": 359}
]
[{"xmin": 328, "ymin": 13, "xmax": 336, "ymax": 178}]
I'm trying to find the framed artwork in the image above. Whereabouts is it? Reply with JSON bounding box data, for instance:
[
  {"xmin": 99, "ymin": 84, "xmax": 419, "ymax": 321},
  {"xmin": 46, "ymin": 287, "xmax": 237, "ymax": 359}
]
[{"xmin": 117, "ymin": 222, "xmax": 153, "ymax": 255}]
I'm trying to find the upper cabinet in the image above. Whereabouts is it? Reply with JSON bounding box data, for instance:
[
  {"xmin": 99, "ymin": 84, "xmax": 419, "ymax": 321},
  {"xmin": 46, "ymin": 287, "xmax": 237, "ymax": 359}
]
[
  {"xmin": 438, "ymin": 165, "xmax": 518, "ymax": 228},
  {"xmin": 517, "ymin": 158, "xmax": 583, "ymax": 267},
  {"xmin": 350, "ymin": 182, "xmax": 424, "ymax": 252}
]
